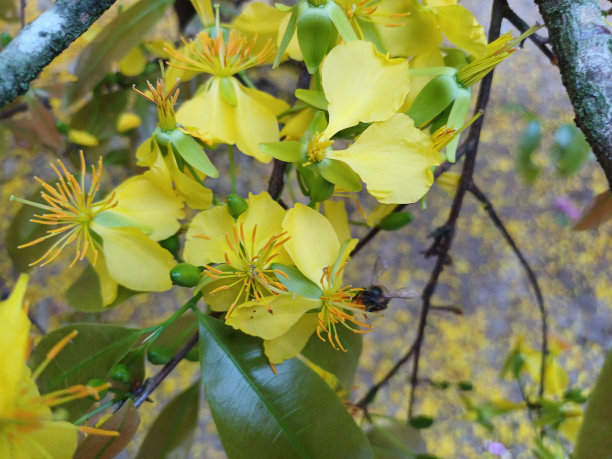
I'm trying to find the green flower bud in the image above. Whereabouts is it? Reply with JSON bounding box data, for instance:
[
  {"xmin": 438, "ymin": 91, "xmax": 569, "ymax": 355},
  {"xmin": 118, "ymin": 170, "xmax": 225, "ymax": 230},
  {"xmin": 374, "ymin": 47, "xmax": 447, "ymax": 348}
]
[
  {"xmin": 297, "ymin": 6, "xmax": 334, "ymax": 73},
  {"xmin": 377, "ymin": 212, "xmax": 414, "ymax": 231},
  {"xmin": 170, "ymin": 263, "xmax": 204, "ymax": 287},
  {"xmin": 109, "ymin": 364, "xmax": 131, "ymax": 384},
  {"xmin": 55, "ymin": 120, "xmax": 70, "ymax": 135},
  {"xmin": 159, "ymin": 234, "xmax": 180, "ymax": 257},
  {"xmin": 226, "ymin": 193, "xmax": 249, "ymax": 218}
]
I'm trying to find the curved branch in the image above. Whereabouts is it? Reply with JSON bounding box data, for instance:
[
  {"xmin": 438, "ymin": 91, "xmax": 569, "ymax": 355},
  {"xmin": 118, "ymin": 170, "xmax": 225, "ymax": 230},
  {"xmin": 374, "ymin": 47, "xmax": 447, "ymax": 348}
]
[
  {"xmin": 0, "ymin": 0, "xmax": 117, "ymax": 108},
  {"xmin": 535, "ymin": 0, "xmax": 612, "ymax": 189}
]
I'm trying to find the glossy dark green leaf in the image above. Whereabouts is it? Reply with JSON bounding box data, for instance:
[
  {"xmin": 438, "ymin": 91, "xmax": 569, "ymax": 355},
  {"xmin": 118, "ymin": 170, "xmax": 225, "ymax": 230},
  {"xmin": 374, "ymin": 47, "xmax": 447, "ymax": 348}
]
[
  {"xmin": 65, "ymin": 0, "xmax": 173, "ymax": 104},
  {"xmin": 365, "ymin": 416, "xmax": 426, "ymax": 459},
  {"xmin": 198, "ymin": 314, "xmax": 373, "ymax": 459},
  {"xmin": 29, "ymin": 324, "xmax": 141, "ymax": 420},
  {"xmin": 148, "ymin": 313, "xmax": 199, "ymax": 362},
  {"xmin": 169, "ymin": 129, "xmax": 219, "ymax": 178},
  {"xmin": 136, "ymin": 382, "xmax": 200, "ymax": 459},
  {"xmin": 6, "ymin": 188, "xmax": 55, "ymax": 273},
  {"xmin": 270, "ymin": 263, "xmax": 322, "ymax": 300},
  {"xmin": 300, "ymin": 323, "xmax": 362, "ymax": 390},
  {"xmin": 575, "ymin": 350, "xmax": 612, "ymax": 457},
  {"xmin": 74, "ymin": 402, "xmax": 140, "ymax": 459},
  {"xmin": 552, "ymin": 124, "xmax": 591, "ymax": 177},
  {"xmin": 65, "ymin": 263, "xmax": 139, "ymax": 312},
  {"xmin": 517, "ymin": 119, "xmax": 541, "ymax": 184}
]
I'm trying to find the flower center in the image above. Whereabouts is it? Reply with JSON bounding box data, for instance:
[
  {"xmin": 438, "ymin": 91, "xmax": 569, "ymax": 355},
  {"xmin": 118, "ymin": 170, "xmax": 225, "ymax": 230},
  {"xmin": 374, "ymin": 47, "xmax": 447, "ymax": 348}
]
[
  {"xmin": 11, "ymin": 152, "xmax": 117, "ymax": 268},
  {"xmin": 165, "ymin": 29, "xmax": 275, "ymax": 78},
  {"xmin": 346, "ymin": 0, "xmax": 410, "ymax": 28},
  {"xmin": 199, "ymin": 223, "xmax": 290, "ymax": 317},
  {"xmin": 306, "ymin": 133, "xmax": 333, "ymax": 164},
  {"xmin": 133, "ymin": 78, "xmax": 179, "ymax": 131},
  {"xmin": 317, "ymin": 264, "xmax": 371, "ymax": 351}
]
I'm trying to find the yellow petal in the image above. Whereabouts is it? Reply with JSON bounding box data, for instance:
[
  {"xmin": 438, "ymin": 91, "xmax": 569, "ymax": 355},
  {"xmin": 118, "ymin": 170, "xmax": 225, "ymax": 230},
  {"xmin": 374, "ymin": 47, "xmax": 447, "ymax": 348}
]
[
  {"xmin": 322, "ymin": 41, "xmax": 411, "ymax": 137},
  {"xmin": 242, "ymin": 85, "xmax": 290, "ymax": 117},
  {"xmin": 282, "ymin": 204, "xmax": 340, "ymax": 286},
  {"xmin": 227, "ymin": 295, "xmax": 320, "ymax": 340},
  {"xmin": 0, "ymin": 274, "xmax": 29, "ymax": 416},
  {"xmin": 231, "ymin": 2, "xmax": 287, "ymax": 62},
  {"xmin": 277, "ymin": 12, "xmax": 303, "ymax": 62},
  {"xmin": 237, "ymin": 192, "xmax": 290, "ymax": 265},
  {"xmin": 376, "ymin": 0, "xmax": 441, "ymax": 57},
  {"xmin": 366, "ymin": 203, "xmax": 396, "ymax": 227},
  {"xmin": 68, "ymin": 129, "xmax": 99, "ymax": 147},
  {"xmin": 434, "ymin": 5, "xmax": 488, "ymax": 57},
  {"xmin": 436, "ymin": 171, "xmax": 460, "ymax": 197},
  {"xmin": 111, "ymin": 175, "xmax": 184, "ymax": 241},
  {"xmin": 264, "ymin": 313, "xmax": 319, "ymax": 364},
  {"xmin": 165, "ymin": 144, "xmax": 213, "ymax": 210},
  {"xmin": 92, "ymin": 226, "xmax": 175, "ymax": 292},
  {"xmin": 323, "ymin": 200, "xmax": 351, "ymax": 243},
  {"xmin": 117, "ymin": 112, "xmax": 142, "ymax": 133},
  {"xmin": 118, "ymin": 46, "xmax": 147, "ymax": 76},
  {"xmin": 135, "ymin": 137, "xmax": 158, "ymax": 168},
  {"xmin": 402, "ymin": 48, "xmax": 444, "ymax": 111},
  {"xmin": 89, "ymin": 251, "xmax": 119, "ymax": 306},
  {"xmin": 13, "ymin": 417, "xmax": 78, "ymax": 459},
  {"xmin": 328, "ymin": 114, "xmax": 441, "ymax": 203},
  {"xmin": 280, "ymin": 107, "xmax": 315, "ymax": 140},
  {"xmin": 544, "ymin": 357, "xmax": 569, "ymax": 397},
  {"xmin": 184, "ymin": 205, "xmax": 236, "ymax": 266}
]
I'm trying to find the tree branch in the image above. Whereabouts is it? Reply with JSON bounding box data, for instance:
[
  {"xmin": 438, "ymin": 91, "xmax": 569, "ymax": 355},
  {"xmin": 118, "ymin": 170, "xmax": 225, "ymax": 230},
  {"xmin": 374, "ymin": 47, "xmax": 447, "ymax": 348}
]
[
  {"xmin": 407, "ymin": 0, "xmax": 504, "ymax": 419},
  {"xmin": 468, "ymin": 182, "xmax": 548, "ymax": 399},
  {"xmin": 535, "ymin": 0, "xmax": 612, "ymax": 190},
  {"xmin": 0, "ymin": 0, "xmax": 117, "ymax": 108}
]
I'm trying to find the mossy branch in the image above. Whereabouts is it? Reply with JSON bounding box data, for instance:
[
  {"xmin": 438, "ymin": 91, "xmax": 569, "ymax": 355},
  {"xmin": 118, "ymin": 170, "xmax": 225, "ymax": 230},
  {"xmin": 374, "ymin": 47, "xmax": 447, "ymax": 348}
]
[
  {"xmin": 0, "ymin": 0, "xmax": 117, "ymax": 108},
  {"xmin": 536, "ymin": 0, "xmax": 612, "ymax": 190}
]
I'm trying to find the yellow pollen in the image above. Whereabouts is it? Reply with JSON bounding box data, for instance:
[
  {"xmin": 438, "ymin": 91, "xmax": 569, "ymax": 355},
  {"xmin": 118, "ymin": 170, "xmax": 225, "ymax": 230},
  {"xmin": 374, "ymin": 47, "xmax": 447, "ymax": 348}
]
[
  {"xmin": 11, "ymin": 151, "xmax": 115, "ymax": 269},
  {"xmin": 306, "ymin": 133, "xmax": 333, "ymax": 164},
  {"xmin": 165, "ymin": 29, "xmax": 275, "ymax": 77}
]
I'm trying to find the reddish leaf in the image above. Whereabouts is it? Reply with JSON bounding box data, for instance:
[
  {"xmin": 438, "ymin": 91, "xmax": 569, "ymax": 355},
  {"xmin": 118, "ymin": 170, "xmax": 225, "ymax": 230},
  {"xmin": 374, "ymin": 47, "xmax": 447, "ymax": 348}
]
[
  {"xmin": 573, "ymin": 191, "xmax": 612, "ymax": 231},
  {"xmin": 25, "ymin": 93, "xmax": 64, "ymax": 150}
]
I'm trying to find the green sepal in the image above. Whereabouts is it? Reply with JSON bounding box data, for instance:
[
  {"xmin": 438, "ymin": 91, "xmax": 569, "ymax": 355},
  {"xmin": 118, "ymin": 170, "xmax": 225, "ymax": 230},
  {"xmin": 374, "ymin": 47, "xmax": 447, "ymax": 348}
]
[
  {"xmin": 406, "ymin": 73, "xmax": 459, "ymax": 127},
  {"xmin": 226, "ymin": 193, "xmax": 249, "ymax": 218},
  {"xmin": 299, "ymin": 165, "xmax": 334, "ymax": 202},
  {"xmin": 445, "ymin": 86, "xmax": 471, "ymax": 162},
  {"xmin": 153, "ymin": 127, "xmax": 171, "ymax": 156},
  {"xmin": 442, "ymin": 48, "xmax": 468, "ymax": 69},
  {"xmin": 219, "ymin": 76, "xmax": 238, "ymax": 107},
  {"xmin": 304, "ymin": 110, "xmax": 328, "ymax": 140},
  {"xmin": 270, "ymin": 263, "xmax": 323, "ymax": 299},
  {"xmin": 169, "ymin": 129, "xmax": 219, "ymax": 178},
  {"xmin": 274, "ymin": 3, "xmax": 302, "ymax": 68},
  {"xmin": 93, "ymin": 211, "xmax": 152, "ymax": 234},
  {"xmin": 295, "ymin": 88, "xmax": 328, "ymax": 110},
  {"xmin": 325, "ymin": 0, "xmax": 357, "ymax": 42},
  {"xmin": 297, "ymin": 6, "xmax": 334, "ymax": 74},
  {"xmin": 316, "ymin": 158, "xmax": 362, "ymax": 192},
  {"xmin": 377, "ymin": 212, "xmax": 414, "ymax": 230},
  {"xmin": 259, "ymin": 140, "xmax": 305, "ymax": 162},
  {"xmin": 275, "ymin": 2, "xmax": 294, "ymax": 12}
]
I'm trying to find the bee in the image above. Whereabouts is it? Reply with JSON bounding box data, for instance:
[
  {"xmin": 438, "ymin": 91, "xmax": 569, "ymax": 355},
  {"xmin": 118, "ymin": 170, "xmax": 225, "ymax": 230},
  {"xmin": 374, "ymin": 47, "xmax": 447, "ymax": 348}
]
[{"xmin": 354, "ymin": 258, "xmax": 418, "ymax": 313}]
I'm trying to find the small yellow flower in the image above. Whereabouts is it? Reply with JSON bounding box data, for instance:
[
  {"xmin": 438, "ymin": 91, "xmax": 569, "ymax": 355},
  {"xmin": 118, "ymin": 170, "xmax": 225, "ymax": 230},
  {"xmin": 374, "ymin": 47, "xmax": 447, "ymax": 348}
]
[
  {"xmin": 166, "ymin": 29, "xmax": 289, "ymax": 162},
  {"xmin": 11, "ymin": 152, "xmax": 182, "ymax": 305}
]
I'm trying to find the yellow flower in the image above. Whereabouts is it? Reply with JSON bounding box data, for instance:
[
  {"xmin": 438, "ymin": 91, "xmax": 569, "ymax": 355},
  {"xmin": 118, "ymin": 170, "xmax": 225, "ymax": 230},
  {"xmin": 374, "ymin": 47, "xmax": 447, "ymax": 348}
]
[
  {"xmin": 134, "ymin": 79, "xmax": 215, "ymax": 210},
  {"xmin": 184, "ymin": 192, "xmax": 292, "ymax": 315},
  {"xmin": 375, "ymin": 0, "xmax": 487, "ymax": 57},
  {"xmin": 166, "ymin": 29, "xmax": 289, "ymax": 162},
  {"xmin": 0, "ymin": 275, "xmax": 116, "ymax": 458},
  {"xmin": 11, "ymin": 153, "xmax": 182, "ymax": 305},
  {"xmin": 263, "ymin": 40, "xmax": 442, "ymax": 204}
]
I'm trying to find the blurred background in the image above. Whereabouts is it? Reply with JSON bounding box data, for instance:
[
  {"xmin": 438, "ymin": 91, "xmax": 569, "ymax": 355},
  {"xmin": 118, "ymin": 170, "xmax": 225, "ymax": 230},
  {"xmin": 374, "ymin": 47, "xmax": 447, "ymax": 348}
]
[{"xmin": 0, "ymin": 0, "xmax": 610, "ymax": 457}]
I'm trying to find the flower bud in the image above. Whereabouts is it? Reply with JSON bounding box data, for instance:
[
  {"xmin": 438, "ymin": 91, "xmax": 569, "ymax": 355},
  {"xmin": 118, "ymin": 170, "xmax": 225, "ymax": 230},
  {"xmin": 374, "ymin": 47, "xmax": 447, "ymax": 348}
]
[
  {"xmin": 109, "ymin": 364, "xmax": 131, "ymax": 384},
  {"xmin": 170, "ymin": 263, "xmax": 203, "ymax": 287},
  {"xmin": 227, "ymin": 193, "xmax": 248, "ymax": 218},
  {"xmin": 377, "ymin": 212, "xmax": 414, "ymax": 231}
]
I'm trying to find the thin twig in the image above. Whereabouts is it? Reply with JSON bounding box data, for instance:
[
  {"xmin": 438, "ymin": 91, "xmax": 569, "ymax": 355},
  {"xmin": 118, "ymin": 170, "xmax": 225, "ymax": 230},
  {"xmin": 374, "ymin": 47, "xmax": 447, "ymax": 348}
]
[
  {"xmin": 407, "ymin": 0, "xmax": 504, "ymax": 419},
  {"xmin": 354, "ymin": 343, "xmax": 416, "ymax": 415},
  {"xmin": 501, "ymin": 0, "xmax": 556, "ymax": 64},
  {"xmin": 133, "ymin": 331, "xmax": 199, "ymax": 408},
  {"xmin": 468, "ymin": 182, "xmax": 548, "ymax": 398},
  {"xmin": 267, "ymin": 159, "xmax": 286, "ymax": 200}
]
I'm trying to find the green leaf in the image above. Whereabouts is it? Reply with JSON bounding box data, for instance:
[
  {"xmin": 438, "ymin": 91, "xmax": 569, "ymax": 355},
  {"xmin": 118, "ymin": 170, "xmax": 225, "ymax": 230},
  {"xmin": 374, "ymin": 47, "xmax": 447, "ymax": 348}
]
[
  {"xmin": 365, "ymin": 416, "xmax": 426, "ymax": 459},
  {"xmin": 408, "ymin": 416, "xmax": 434, "ymax": 430},
  {"xmin": 575, "ymin": 349, "xmax": 612, "ymax": 458},
  {"xmin": 148, "ymin": 313, "xmax": 199, "ymax": 361},
  {"xmin": 300, "ymin": 321, "xmax": 362, "ymax": 390},
  {"xmin": 169, "ymin": 129, "xmax": 219, "ymax": 178},
  {"xmin": 29, "ymin": 324, "xmax": 141, "ymax": 421},
  {"xmin": 552, "ymin": 124, "xmax": 591, "ymax": 177},
  {"xmin": 271, "ymin": 263, "xmax": 323, "ymax": 299},
  {"xmin": 136, "ymin": 382, "xmax": 200, "ymax": 459},
  {"xmin": 274, "ymin": 3, "xmax": 301, "ymax": 68},
  {"xmin": 65, "ymin": 263, "xmax": 139, "ymax": 312},
  {"xmin": 295, "ymin": 88, "xmax": 329, "ymax": 110},
  {"xmin": 517, "ymin": 119, "xmax": 541, "ymax": 185},
  {"xmin": 377, "ymin": 212, "xmax": 414, "ymax": 231},
  {"xmin": 259, "ymin": 140, "xmax": 305, "ymax": 162},
  {"xmin": 65, "ymin": 0, "xmax": 173, "ymax": 104},
  {"xmin": 406, "ymin": 73, "xmax": 458, "ymax": 127},
  {"xmin": 317, "ymin": 158, "xmax": 362, "ymax": 192},
  {"xmin": 70, "ymin": 89, "xmax": 129, "ymax": 141},
  {"xmin": 74, "ymin": 402, "xmax": 140, "ymax": 459},
  {"xmin": 198, "ymin": 314, "xmax": 373, "ymax": 459},
  {"xmin": 445, "ymin": 87, "xmax": 471, "ymax": 162}
]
